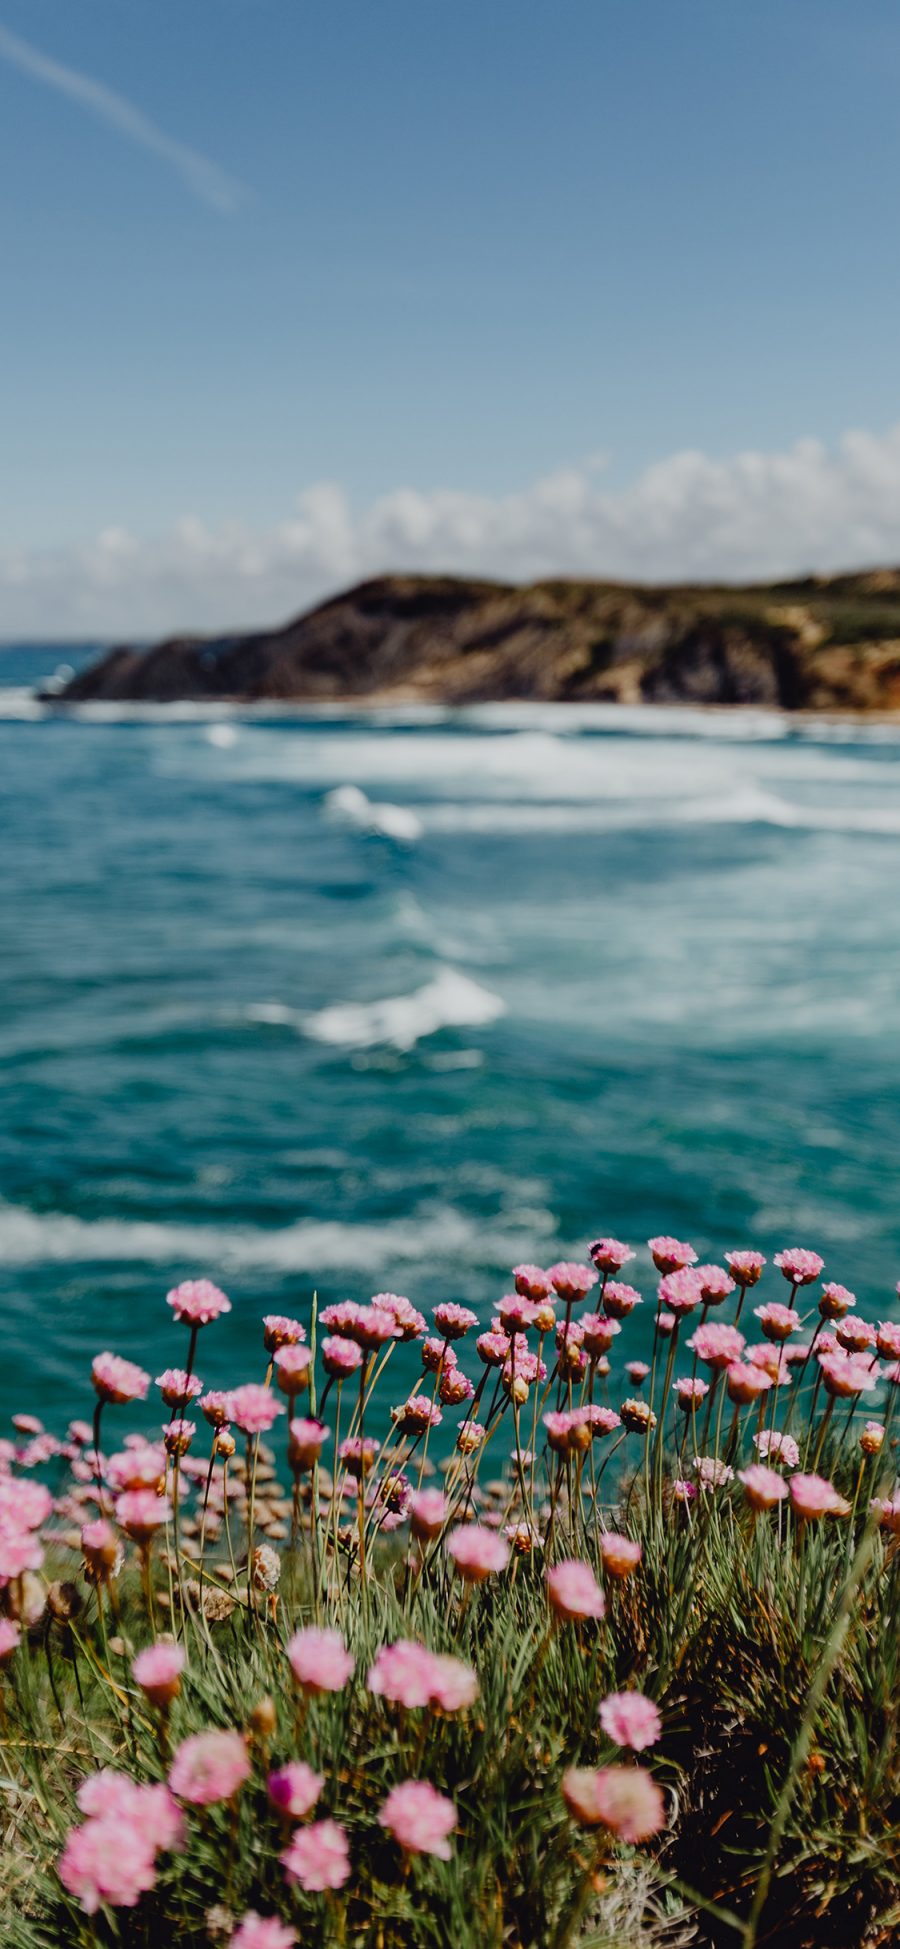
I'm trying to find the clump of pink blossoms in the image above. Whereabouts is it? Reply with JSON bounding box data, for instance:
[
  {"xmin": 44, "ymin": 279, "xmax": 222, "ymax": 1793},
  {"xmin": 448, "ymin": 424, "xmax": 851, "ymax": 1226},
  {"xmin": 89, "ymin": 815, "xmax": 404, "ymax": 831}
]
[
  {"xmin": 562, "ymin": 1765, "xmax": 666, "ymax": 1841},
  {"xmin": 774, "ymin": 1248, "xmax": 824, "ymax": 1287},
  {"xmin": 445, "ymin": 1524, "xmax": 509, "ymax": 1581},
  {"xmin": 286, "ymin": 1626, "xmax": 353, "ymax": 1695},
  {"xmin": 789, "ymin": 1473, "xmax": 851, "ymax": 1520},
  {"xmin": 599, "ymin": 1691, "xmax": 662, "ymax": 1752},
  {"xmin": 738, "ymin": 1465, "xmax": 788, "ymax": 1511},
  {"xmin": 589, "ymin": 1237, "xmax": 635, "ymax": 1273},
  {"xmin": 649, "ymin": 1236, "xmax": 697, "ymax": 1274},
  {"xmin": 378, "ymin": 1780, "xmax": 457, "ymax": 1859},
  {"xmin": 166, "ymin": 1278, "xmax": 231, "ymax": 1326},
  {"xmin": 132, "ymin": 1640, "xmax": 185, "ymax": 1708},
  {"xmin": 228, "ymin": 1383, "xmax": 284, "ymax": 1436},
  {"xmin": 547, "ymin": 1559, "xmax": 606, "ymax": 1621},
  {"xmin": 267, "ymin": 1762, "xmax": 323, "ymax": 1821},
  {"xmin": 168, "ymin": 1729, "xmax": 251, "ymax": 1805},
  {"xmin": 91, "ymin": 1353, "xmax": 150, "ymax": 1406},
  {"xmin": 232, "ymin": 1915, "xmax": 297, "ymax": 1949},
  {"xmin": 281, "ymin": 1820, "xmax": 351, "ymax": 1891}
]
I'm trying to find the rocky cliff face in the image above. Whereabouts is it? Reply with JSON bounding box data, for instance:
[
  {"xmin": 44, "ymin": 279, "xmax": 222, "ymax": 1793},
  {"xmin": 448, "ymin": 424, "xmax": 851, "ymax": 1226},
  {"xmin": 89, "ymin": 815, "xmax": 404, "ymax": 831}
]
[{"xmin": 56, "ymin": 570, "xmax": 900, "ymax": 710}]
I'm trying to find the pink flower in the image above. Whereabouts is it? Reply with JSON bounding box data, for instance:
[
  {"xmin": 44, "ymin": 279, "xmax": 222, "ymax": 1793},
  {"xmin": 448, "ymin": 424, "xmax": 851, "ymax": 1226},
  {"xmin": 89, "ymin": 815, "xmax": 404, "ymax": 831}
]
[
  {"xmin": 773, "ymin": 1249, "xmax": 824, "ymax": 1287},
  {"xmin": 620, "ymin": 1398, "xmax": 656, "ymax": 1434},
  {"xmin": 599, "ymin": 1532, "xmax": 642, "ymax": 1580},
  {"xmin": 132, "ymin": 1641, "xmax": 185, "ymax": 1707},
  {"xmin": 657, "ymin": 1268, "xmax": 705, "ymax": 1315},
  {"xmin": 589, "ymin": 1238, "xmax": 635, "ymax": 1273},
  {"xmin": 0, "ymin": 1527, "xmax": 44, "ymax": 1581},
  {"xmin": 578, "ymin": 1404, "xmax": 622, "ymax": 1438},
  {"xmin": 91, "ymin": 1353, "xmax": 150, "ymax": 1406},
  {"xmin": 870, "ymin": 1496, "xmax": 900, "ymax": 1535},
  {"xmin": 599, "ymin": 1691, "xmax": 662, "ymax": 1752},
  {"xmin": 114, "ymin": 1489, "xmax": 171, "ymax": 1542},
  {"xmin": 281, "ymin": 1819, "xmax": 350, "ymax": 1891},
  {"xmin": 368, "ymin": 1640, "xmax": 439, "ymax": 1709},
  {"xmin": 818, "ymin": 1351, "xmax": 880, "ymax": 1399},
  {"xmin": 859, "ymin": 1420, "xmax": 884, "ymax": 1456},
  {"xmin": 754, "ymin": 1302, "xmax": 801, "ymax": 1343},
  {"xmin": 724, "ymin": 1250, "xmax": 765, "ymax": 1287},
  {"xmin": 287, "ymin": 1416, "xmax": 329, "ymax": 1470},
  {"xmin": 286, "ymin": 1626, "xmax": 353, "ymax": 1695},
  {"xmin": 155, "ymin": 1369, "xmax": 203, "ymax": 1408},
  {"xmin": 754, "ymin": 1429, "xmax": 800, "ymax": 1466},
  {"xmin": 601, "ymin": 1282, "xmax": 642, "ymax": 1320},
  {"xmin": 321, "ymin": 1335, "xmax": 363, "ymax": 1377},
  {"xmin": 270, "ymin": 1346, "xmax": 312, "ymax": 1399},
  {"xmin": 548, "ymin": 1261, "xmax": 598, "ymax": 1302},
  {"xmin": 579, "ymin": 1317, "xmax": 621, "ymax": 1363},
  {"xmin": 440, "ymin": 1367, "xmax": 475, "ymax": 1407},
  {"xmin": 59, "ymin": 1815, "xmax": 158, "ymax": 1913},
  {"xmin": 433, "ymin": 1302, "xmax": 479, "ymax": 1340},
  {"xmin": 725, "ymin": 1362, "xmax": 773, "ymax": 1405},
  {"xmin": 339, "ymin": 1435, "xmax": 379, "ymax": 1477},
  {"xmin": 789, "ymin": 1472, "xmax": 851, "ymax": 1520},
  {"xmin": 477, "ymin": 1330, "xmax": 510, "ymax": 1367},
  {"xmin": 656, "ymin": 1311, "xmax": 676, "ymax": 1338},
  {"xmin": 0, "ymin": 1478, "xmax": 51, "ymax": 1530},
  {"xmin": 267, "ymin": 1762, "xmax": 323, "ymax": 1821},
  {"xmin": 456, "ymin": 1420, "xmax": 486, "ymax": 1453},
  {"xmin": 168, "ymin": 1729, "xmax": 251, "ymax": 1805},
  {"xmin": 674, "ymin": 1376, "xmax": 709, "ymax": 1411},
  {"xmin": 0, "ymin": 1618, "xmax": 21, "ymax": 1662},
  {"xmin": 163, "ymin": 1418, "xmax": 195, "ymax": 1456},
  {"xmin": 409, "ymin": 1489, "xmax": 449, "ymax": 1540},
  {"xmin": 166, "ymin": 1279, "xmax": 231, "ymax": 1326},
  {"xmin": 875, "ymin": 1320, "xmax": 900, "ymax": 1359},
  {"xmin": 428, "ymin": 1653, "xmax": 479, "ymax": 1713},
  {"xmin": 687, "ymin": 1322, "xmax": 746, "ymax": 1369},
  {"xmin": 513, "ymin": 1262, "xmax": 553, "ymax": 1298},
  {"xmin": 692, "ymin": 1456, "xmax": 734, "ymax": 1490},
  {"xmin": 738, "ymin": 1465, "xmax": 787, "ymax": 1511},
  {"xmin": 346, "ymin": 1305, "xmax": 400, "ymax": 1351},
  {"xmin": 835, "ymin": 1317, "xmax": 877, "ymax": 1353},
  {"xmin": 199, "ymin": 1390, "xmax": 231, "ymax": 1429},
  {"xmin": 649, "ymin": 1236, "xmax": 697, "ymax": 1275},
  {"xmin": 547, "ymin": 1559, "xmax": 606, "ymax": 1621},
  {"xmin": 562, "ymin": 1765, "xmax": 666, "ymax": 1841},
  {"xmin": 694, "ymin": 1264, "xmax": 736, "ymax": 1306},
  {"xmin": 262, "ymin": 1314, "xmax": 305, "ymax": 1352},
  {"xmin": 232, "ymin": 1915, "xmax": 297, "ymax": 1949},
  {"xmin": 819, "ymin": 1282, "xmax": 855, "ymax": 1320},
  {"xmin": 497, "ymin": 1294, "xmax": 540, "ymax": 1335},
  {"xmin": 228, "ymin": 1384, "xmax": 284, "ymax": 1436},
  {"xmin": 445, "ymin": 1524, "xmax": 509, "ymax": 1581},
  {"xmin": 378, "ymin": 1780, "xmax": 456, "ymax": 1859}
]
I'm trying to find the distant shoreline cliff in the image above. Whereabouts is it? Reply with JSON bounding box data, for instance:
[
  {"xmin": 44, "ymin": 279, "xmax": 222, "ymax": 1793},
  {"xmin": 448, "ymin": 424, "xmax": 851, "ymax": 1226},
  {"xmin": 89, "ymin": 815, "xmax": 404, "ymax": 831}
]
[{"xmin": 53, "ymin": 570, "xmax": 900, "ymax": 711}]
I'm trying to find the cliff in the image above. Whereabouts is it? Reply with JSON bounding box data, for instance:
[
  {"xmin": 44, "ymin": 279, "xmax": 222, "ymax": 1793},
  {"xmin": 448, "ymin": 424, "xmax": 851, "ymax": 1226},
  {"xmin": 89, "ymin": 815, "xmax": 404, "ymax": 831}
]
[{"xmin": 54, "ymin": 570, "xmax": 900, "ymax": 710}]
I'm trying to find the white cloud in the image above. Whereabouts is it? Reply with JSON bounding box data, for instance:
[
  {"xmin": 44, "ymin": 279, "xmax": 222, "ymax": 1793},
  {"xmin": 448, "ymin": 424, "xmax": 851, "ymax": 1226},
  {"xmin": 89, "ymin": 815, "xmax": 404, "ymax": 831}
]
[
  {"xmin": 0, "ymin": 21, "xmax": 246, "ymax": 211},
  {"xmin": 5, "ymin": 426, "xmax": 900, "ymax": 639}
]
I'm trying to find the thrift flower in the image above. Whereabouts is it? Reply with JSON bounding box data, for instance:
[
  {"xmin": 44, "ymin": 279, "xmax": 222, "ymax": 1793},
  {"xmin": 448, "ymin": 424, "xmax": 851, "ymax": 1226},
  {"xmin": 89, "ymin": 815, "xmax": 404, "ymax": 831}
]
[
  {"xmin": 599, "ymin": 1533, "xmax": 642, "ymax": 1580},
  {"xmin": 600, "ymin": 1282, "xmax": 641, "ymax": 1319},
  {"xmin": 132, "ymin": 1641, "xmax": 185, "ymax": 1708},
  {"xmin": 562, "ymin": 1765, "xmax": 666, "ymax": 1841},
  {"xmin": 547, "ymin": 1560, "xmax": 606, "ymax": 1622},
  {"xmin": 321, "ymin": 1335, "xmax": 363, "ymax": 1377},
  {"xmin": 599, "ymin": 1692, "xmax": 662, "ymax": 1752},
  {"xmin": 228, "ymin": 1384, "xmax": 284, "ymax": 1436},
  {"xmin": 724, "ymin": 1250, "xmax": 765, "ymax": 1287},
  {"xmin": 262, "ymin": 1315, "xmax": 305, "ymax": 1352},
  {"xmin": 286, "ymin": 1627, "xmax": 353, "ymax": 1695},
  {"xmin": 433, "ymin": 1303, "xmax": 478, "ymax": 1339},
  {"xmin": 281, "ymin": 1819, "xmax": 350, "ymax": 1891},
  {"xmin": 91, "ymin": 1353, "xmax": 150, "ymax": 1406},
  {"xmin": 166, "ymin": 1279, "xmax": 231, "ymax": 1326},
  {"xmin": 548, "ymin": 1261, "xmax": 597, "ymax": 1302},
  {"xmin": 273, "ymin": 1345, "xmax": 312, "ymax": 1396},
  {"xmin": 445, "ymin": 1524, "xmax": 509, "ymax": 1581},
  {"xmin": 773, "ymin": 1249, "xmax": 824, "ymax": 1287},
  {"xmin": 267, "ymin": 1763, "xmax": 323, "ymax": 1821},
  {"xmin": 168, "ymin": 1730, "xmax": 251, "ymax": 1805},
  {"xmin": 589, "ymin": 1238, "xmax": 635, "ymax": 1273},
  {"xmin": 513, "ymin": 1263, "xmax": 554, "ymax": 1298},
  {"xmin": 232, "ymin": 1916, "xmax": 297, "ymax": 1949},
  {"xmin": 789, "ymin": 1473, "xmax": 851, "ymax": 1520},
  {"xmin": 738, "ymin": 1465, "xmax": 788, "ymax": 1511},
  {"xmin": 649, "ymin": 1237, "xmax": 697, "ymax": 1275},
  {"xmin": 378, "ymin": 1780, "xmax": 456, "ymax": 1859},
  {"xmin": 754, "ymin": 1430, "xmax": 800, "ymax": 1467}
]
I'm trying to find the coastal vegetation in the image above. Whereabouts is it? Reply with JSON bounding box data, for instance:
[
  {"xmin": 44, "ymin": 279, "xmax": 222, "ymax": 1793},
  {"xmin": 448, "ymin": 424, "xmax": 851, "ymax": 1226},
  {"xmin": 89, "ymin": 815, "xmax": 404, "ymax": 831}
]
[{"xmin": 0, "ymin": 1240, "xmax": 898, "ymax": 1947}]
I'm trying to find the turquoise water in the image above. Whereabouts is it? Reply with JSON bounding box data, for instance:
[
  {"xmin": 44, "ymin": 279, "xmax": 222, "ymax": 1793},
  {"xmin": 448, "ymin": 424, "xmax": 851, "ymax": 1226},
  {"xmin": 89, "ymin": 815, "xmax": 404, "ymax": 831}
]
[{"xmin": 2, "ymin": 648, "xmax": 900, "ymax": 1436}]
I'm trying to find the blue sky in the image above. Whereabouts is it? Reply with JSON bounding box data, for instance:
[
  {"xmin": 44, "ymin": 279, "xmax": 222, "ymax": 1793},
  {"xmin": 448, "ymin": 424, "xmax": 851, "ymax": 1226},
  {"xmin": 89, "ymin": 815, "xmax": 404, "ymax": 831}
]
[{"xmin": 3, "ymin": 0, "xmax": 900, "ymax": 634}]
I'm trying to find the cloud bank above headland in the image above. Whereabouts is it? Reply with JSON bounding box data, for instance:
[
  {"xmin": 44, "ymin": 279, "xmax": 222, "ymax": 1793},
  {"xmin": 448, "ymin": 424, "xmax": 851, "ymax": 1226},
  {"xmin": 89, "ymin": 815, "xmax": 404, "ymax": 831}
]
[{"xmin": 5, "ymin": 424, "xmax": 900, "ymax": 639}]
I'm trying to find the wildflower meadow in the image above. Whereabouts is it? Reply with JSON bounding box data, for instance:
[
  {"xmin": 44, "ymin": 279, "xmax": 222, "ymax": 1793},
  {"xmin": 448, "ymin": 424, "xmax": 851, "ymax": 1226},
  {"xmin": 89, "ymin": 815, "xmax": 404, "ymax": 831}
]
[{"xmin": 0, "ymin": 1239, "xmax": 898, "ymax": 1948}]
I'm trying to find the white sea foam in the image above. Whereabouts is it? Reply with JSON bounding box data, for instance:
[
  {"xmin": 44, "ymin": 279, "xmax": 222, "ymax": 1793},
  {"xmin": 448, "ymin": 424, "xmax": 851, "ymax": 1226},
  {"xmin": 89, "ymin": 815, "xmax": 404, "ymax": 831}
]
[
  {"xmin": 324, "ymin": 783, "xmax": 423, "ymax": 841},
  {"xmin": 0, "ymin": 1199, "xmax": 549, "ymax": 1271},
  {"xmin": 304, "ymin": 967, "xmax": 507, "ymax": 1050}
]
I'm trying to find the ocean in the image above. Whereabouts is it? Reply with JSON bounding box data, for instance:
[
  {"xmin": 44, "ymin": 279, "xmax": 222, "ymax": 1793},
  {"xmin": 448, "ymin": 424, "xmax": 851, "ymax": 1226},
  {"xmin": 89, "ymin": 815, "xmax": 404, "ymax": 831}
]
[{"xmin": 2, "ymin": 645, "xmax": 899, "ymax": 1438}]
